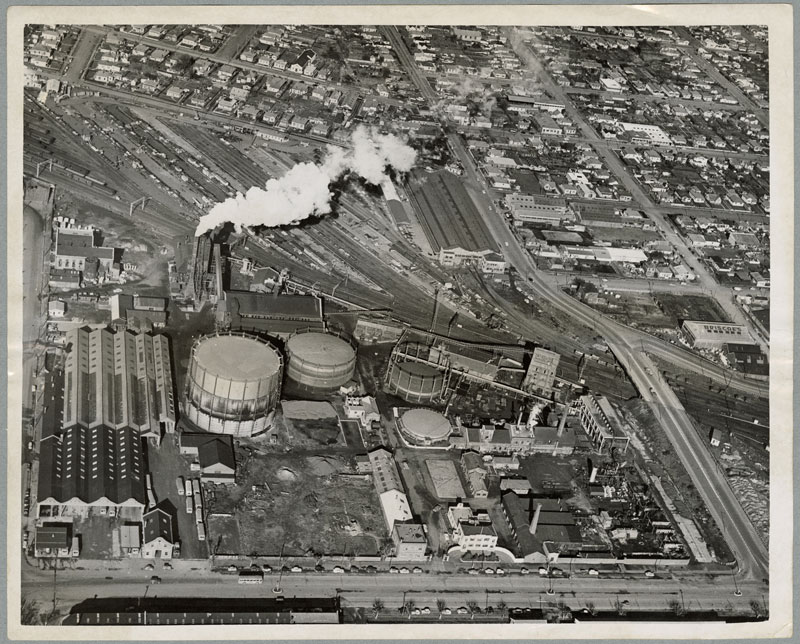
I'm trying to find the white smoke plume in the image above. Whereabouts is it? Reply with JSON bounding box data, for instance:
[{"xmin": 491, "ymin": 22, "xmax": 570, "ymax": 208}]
[{"xmin": 195, "ymin": 126, "xmax": 416, "ymax": 237}]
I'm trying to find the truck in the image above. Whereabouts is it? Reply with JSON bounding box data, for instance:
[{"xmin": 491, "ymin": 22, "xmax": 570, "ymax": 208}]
[
  {"xmin": 184, "ymin": 480, "xmax": 192, "ymax": 497},
  {"xmin": 191, "ymin": 479, "xmax": 200, "ymax": 495},
  {"xmin": 195, "ymin": 507, "xmax": 204, "ymax": 524},
  {"xmin": 196, "ymin": 522, "xmax": 206, "ymax": 541},
  {"xmin": 193, "ymin": 492, "xmax": 203, "ymax": 512},
  {"xmin": 185, "ymin": 496, "xmax": 193, "ymax": 514},
  {"xmin": 176, "ymin": 476, "xmax": 184, "ymax": 495}
]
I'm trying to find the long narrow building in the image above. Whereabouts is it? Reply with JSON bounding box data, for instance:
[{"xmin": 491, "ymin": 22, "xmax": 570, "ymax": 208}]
[{"xmin": 37, "ymin": 326, "xmax": 176, "ymax": 520}]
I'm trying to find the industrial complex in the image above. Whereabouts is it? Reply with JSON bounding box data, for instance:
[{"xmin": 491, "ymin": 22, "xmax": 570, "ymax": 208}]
[{"xmin": 18, "ymin": 17, "xmax": 776, "ymax": 631}]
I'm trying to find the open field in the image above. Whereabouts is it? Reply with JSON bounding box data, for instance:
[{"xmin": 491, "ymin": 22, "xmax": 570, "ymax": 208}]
[{"xmin": 654, "ymin": 293, "xmax": 730, "ymax": 325}]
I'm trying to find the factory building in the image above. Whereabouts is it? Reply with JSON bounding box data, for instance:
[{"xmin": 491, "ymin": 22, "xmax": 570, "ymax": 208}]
[
  {"xmin": 506, "ymin": 193, "xmax": 574, "ymax": 226},
  {"xmin": 368, "ymin": 448, "xmax": 413, "ymax": 532},
  {"xmin": 522, "ymin": 347, "xmax": 561, "ymax": 396},
  {"xmin": 576, "ymin": 395, "xmax": 630, "ymax": 454},
  {"xmin": 217, "ymin": 290, "xmax": 324, "ymax": 338},
  {"xmin": 183, "ymin": 332, "xmax": 283, "ymax": 437},
  {"xmin": 285, "ymin": 330, "xmax": 356, "ymax": 390},
  {"xmin": 681, "ymin": 320, "xmax": 757, "ymax": 350}
]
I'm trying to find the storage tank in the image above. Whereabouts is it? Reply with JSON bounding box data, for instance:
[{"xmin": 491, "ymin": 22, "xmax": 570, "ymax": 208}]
[
  {"xmin": 184, "ymin": 332, "xmax": 283, "ymax": 437},
  {"xmin": 398, "ymin": 408, "xmax": 452, "ymax": 445},
  {"xmin": 285, "ymin": 330, "xmax": 356, "ymax": 389},
  {"xmin": 385, "ymin": 360, "xmax": 445, "ymax": 404}
]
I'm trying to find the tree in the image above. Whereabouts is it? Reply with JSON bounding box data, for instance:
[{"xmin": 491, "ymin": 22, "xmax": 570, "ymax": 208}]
[
  {"xmin": 668, "ymin": 599, "xmax": 685, "ymax": 616},
  {"xmin": 404, "ymin": 599, "xmax": 416, "ymax": 619},
  {"xmin": 436, "ymin": 599, "xmax": 447, "ymax": 619},
  {"xmin": 496, "ymin": 600, "xmax": 508, "ymax": 616},
  {"xmin": 585, "ymin": 601, "xmax": 597, "ymax": 616},
  {"xmin": 466, "ymin": 600, "xmax": 480, "ymax": 620},
  {"xmin": 371, "ymin": 598, "xmax": 384, "ymax": 620}
]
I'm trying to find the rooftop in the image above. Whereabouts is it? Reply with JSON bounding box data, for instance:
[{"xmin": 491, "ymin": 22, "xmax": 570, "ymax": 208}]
[
  {"xmin": 194, "ymin": 333, "xmax": 282, "ymax": 381},
  {"xmin": 410, "ymin": 170, "xmax": 499, "ymax": 254}
]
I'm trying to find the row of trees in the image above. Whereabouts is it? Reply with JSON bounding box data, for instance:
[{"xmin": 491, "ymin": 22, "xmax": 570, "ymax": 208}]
[{"xmin": 371, "ymin": 598, "xmax": 509, "ymax": 620}]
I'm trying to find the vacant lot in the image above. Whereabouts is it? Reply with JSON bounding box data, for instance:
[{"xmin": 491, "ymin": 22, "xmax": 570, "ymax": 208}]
[
  {"xmin": 655, "ymin": 293, "xmax": 730, "ymax": 325},
  {"xmin": 206, "ymin": 449, "xmax": 386, "ymax": 557}
]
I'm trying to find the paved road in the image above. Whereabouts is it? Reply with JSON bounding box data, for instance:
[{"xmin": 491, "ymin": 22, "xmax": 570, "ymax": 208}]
[
  {"xmin": 384, "ymin": 27, "xmax": 769, "ymax": 583},
  {"xmin": 22, "ymin": 565, "xmax": 766, "ymax": 617},
  {"xmin": 502, "ymin": 29, "xmax": 769, "ymax": 354}
]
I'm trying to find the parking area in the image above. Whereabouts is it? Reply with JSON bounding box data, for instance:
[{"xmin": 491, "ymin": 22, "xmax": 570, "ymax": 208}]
[{"xmin": 146, "ymin": 433, "xmax": 207, "ymax": 560}]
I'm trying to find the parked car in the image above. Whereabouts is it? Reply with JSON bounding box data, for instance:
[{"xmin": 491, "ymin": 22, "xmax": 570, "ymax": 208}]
[
  {"xmin": 412, "ymin": 567, "xmax": 423, "ymax": 574},
  {"xmin": 468, "ymin": 569, "xmax": 480, "ymax": 575},
  {"xmin": 441, "ymin": 608, "xmax": 451, "ymax": 615},
  {"xmin": 644, "ymin": 570, "xmax": 655, "ymax": 578},
  {"xmin": 519, "ymin": 567, "xmax": 529, "ymax": 575},
  {"xmin": 163, "ymin": 562, "xmax": 173, "ymax": 570},
  {"xmin": 389, "ymin": 567, "xmax": 399, "ymax": 574},
  {"xmin": 290, "ymin": 566, "xmax": 303, "ymax": 573},
  {"xmin": 457, "ymin": 607, "xmax": 468, "ymax": 615},
  {"xmin": 422, "ymin": 607, "xmax": 431, "ymax": 615},
  {"xmin": 412, "ymin": 608, "xmax": 421, "ymax": 616},
  {"xmin": 484, "ymin": 568, "xmax": 495, "ymax": 575},
  {"xmin": 144, "ymin": 564, "xmax": 155, "ymax": 571},
  {"xmin": 588, "ymin": 569, "xmax": 599, "ymax": 576},
  {"xmin": 399, "ymin": 567, "xmax": 410, "ymax": 574},
  {"xmin": 496, "ymin": 568, "xmax": 506, "ymax": 575},
  {"xmin": 538, "ymin": 567, "xmax": 548, "ymax": 576},
  {"xmin": 227, "ymin": 565, "xmax": 238, "ymax": 572},
  {"xmin": 332, "ymin": 566, "xmax": 345, "ymax": 573},
  {"xmin": 150, "ymin": 576, "xmax": 161, "ymax": 584},
  {"xmin": 262, "ymin": 565, "xmax": 272, "ymax": 573}
]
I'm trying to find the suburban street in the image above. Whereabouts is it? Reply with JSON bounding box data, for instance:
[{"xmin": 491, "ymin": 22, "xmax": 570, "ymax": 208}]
[{"xmin": 381, "ymin": 27, "xmax": 770, "ymax": 585}]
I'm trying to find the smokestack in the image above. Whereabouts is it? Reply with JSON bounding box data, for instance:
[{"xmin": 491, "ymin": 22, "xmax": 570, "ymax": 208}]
[
  {"xmin": 529, "ymin": 503, "xmax": 542, "ymax": 535},
  {"xmin": 557, "ymin": 403, "xmax": 570, "ymax": 438}
]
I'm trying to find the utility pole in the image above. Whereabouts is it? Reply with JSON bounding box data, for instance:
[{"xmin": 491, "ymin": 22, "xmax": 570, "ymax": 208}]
[{"xmin": 36, "ymin": 158, "xmax": 53, "ymax": 178}]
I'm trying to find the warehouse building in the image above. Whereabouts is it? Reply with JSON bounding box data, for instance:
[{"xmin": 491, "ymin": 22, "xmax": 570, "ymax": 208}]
[
  {"xmin": 37, "ymin": 326, "xmax": 176, "ymax": 520},
  {"xmin": 53, "ymin": 226, "xmax": 115, "ymax": 275},
  {"xmin": 506, "ymin": 193, "xmax": 573, "ymax": 226},
  {"xmin": 409, "ymin": 170, "xmax": 503, "ymax": 268},
  {"xmin": 682, "ymin": 320, "xmax": 757, "ymax": 349}
]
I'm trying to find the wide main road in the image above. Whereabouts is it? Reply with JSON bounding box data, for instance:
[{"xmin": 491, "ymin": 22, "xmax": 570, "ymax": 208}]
[
  {"xmin": 22, "ymin": 568, "xmax": 766, "ymax": 617},
  {"xmin": 383, "ymin": 26, "xmax": 769, "ymax": 581}
]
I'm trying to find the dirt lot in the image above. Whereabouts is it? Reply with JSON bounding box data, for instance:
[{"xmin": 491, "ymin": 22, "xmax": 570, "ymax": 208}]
[{"xmin": 206, "ymin": 448, "xmax": 386, "ymax": 557}]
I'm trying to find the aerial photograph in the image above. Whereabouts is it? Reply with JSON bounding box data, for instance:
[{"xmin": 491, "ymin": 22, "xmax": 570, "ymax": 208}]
[{"xmin": 17, "ymin": 17, "xmax": 776, "ymax": 632}]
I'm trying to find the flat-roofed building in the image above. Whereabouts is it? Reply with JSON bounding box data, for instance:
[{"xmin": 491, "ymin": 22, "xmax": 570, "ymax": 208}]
[
  {"xmin": 506, "ymin": 193, "xmax": 573, "ymax": 225},
  {"xmin": 392, "ymin": 522, "xmax": 427, "ymax": 561},
  {"xmin": 523, "ymin": 347, "xmax": 561, "ymax": 395},
  {"xmin": 218, "ymin": 291, "xmax": 323, "ymax": 338},
  {"xmin": 682, "ymin": 320, "xmax": 756, "ymax": 349},
  {"xmin": 576, "ymin": 394, "xmax": 630, "ymax": 454}
]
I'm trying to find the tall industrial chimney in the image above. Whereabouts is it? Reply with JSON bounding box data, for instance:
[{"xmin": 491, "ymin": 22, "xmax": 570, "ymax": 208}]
[
  {"xmin": 556, "ymin": 402, "xmax": 570, "ymax": 438},
  {"xmin": 529, "ymin": 502, "xmax": 542, "ymax": 535}
]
